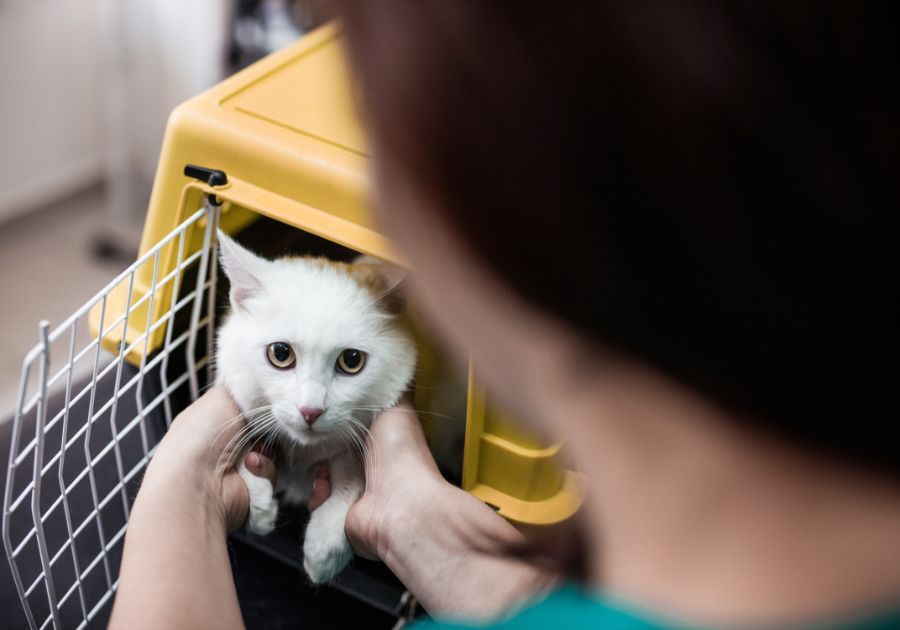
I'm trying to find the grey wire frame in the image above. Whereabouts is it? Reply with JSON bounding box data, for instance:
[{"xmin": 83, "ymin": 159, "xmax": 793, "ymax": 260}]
[{"xmin": 3, "ymin": 201, "xmax": 221, "ymax": 629}]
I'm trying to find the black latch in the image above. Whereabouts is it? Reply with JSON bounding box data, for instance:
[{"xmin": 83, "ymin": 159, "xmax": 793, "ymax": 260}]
[{"xmin": 184, "ymin": 164, "xmax": 228, "ymax": 206}]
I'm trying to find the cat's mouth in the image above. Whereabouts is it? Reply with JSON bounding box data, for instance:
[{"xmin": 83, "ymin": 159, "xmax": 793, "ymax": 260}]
[{"xmin": 282, "ymin": 422, "xmax": 327, "ymax": 445}]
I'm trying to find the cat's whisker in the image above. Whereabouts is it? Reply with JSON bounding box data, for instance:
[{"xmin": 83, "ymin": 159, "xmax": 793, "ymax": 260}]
[
  {"xmin": 346, "ymin": 416, "xmax": 373, "ymax": 437},
  {"xmin": 331, "ymin": 425, "xmax": 367, "ymax": 486},
  {"xmin": 343, "ymin": 418, "xmax": 378, "ymax": 485},
  {"xmin": 223, "ymin": 419, "xmax": 279, "ymax": 471},
  {"xmin": 216, "ymin": 413, "xmax": 279, "ymax": 470},
  {"xmin": 333, "ymin": 424, "xmax": 355, "ymax": 452},
  {"xmin": 208, "ymin": 416, "xmax": 263, "ymax": 469},
  {"xmin": 336, "ymin": 424, "xmax": 375, "ymax": 492},
  {"xmin": 219, "ymin": 410, "xmax": 274, "ymax": 450},
  {"xmin": 334, "ymin": 423, "xmax": 363, "ymax": 459},
  {"xmin": 332, "ymin": 427, "xmax": 355, "ymax": 463},
  {"xmin": 349, "ymin": 405, "xmax": 461, "ymax": 423},
  {"xmin": 217, "ymin": 423, "xmax": 265, "ymax": 470},
  {"xmin": 260, "ymin": 421, "xmax": 283, "ymax": 460},
  {"xmin": 196, "ymin": 379, "xmax": 218, "ymax": 396},
  {"xmin": 286, "ymin": 438, "xmax": 298, "ymax": 467},
  {"xmin": 348, "ymin": 426, "xmax": 371, "ymax": 463},
  {"xmin": 213, "ymin": 405, "xmax": 271, "ymax": 450},
  {"xmin": 206, "ymin": 404, "xmax": 275, "ymax": 456}
]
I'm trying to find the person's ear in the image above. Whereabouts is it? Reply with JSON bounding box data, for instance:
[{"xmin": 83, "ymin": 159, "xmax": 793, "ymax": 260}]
[{"xmin": 217, "ymin": 230, "xmax": 266, "ymax": 310}]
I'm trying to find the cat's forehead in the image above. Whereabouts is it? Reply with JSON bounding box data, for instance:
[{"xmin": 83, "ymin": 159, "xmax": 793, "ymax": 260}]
[
  {"xmin": 268, "ymin": 257, "xmax": 373, "ymax": 301},
  {"xmin": 252, "ymin": 258, "xmax": 387, "ymax": 345}
]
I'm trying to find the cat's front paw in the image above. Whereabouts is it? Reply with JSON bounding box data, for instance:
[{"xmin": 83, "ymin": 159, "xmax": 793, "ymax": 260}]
[
  {"xmin": 239, "ymin": 462, "xmax": 278, "ymax": 536},
  {"xmin": 247, "ymin": 496, "xmax": 278, "ymax": 536},
  {"xmin": 303, "ymin": 524, "xmax": 353, "ymax": 584}
]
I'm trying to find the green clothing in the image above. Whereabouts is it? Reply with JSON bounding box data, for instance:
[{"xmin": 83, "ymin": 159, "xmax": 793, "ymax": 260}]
[{"xmin": 415, "ymin": 584, "xmax": 900, "ymax": 630}]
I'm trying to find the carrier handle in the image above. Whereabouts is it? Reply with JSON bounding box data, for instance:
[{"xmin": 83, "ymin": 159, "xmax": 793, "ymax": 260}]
[{"xmin": 184, "ymin": 164, "xmax": 228, "ymax": 206}]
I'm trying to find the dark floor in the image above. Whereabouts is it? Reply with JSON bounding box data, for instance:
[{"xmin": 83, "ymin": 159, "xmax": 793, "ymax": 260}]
[
  {"xmin": 1, "ymin": 416, "xmax": 30, "ymax": 629},
  {"xmin": 231, "ymin": 539, "xmax": 400, "ymax": 630}
]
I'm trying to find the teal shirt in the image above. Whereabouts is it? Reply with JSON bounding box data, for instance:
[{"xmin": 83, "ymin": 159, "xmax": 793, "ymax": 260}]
[{"xmin": 415, "ymin": 585, "xmax": 900, "ymax": 630}]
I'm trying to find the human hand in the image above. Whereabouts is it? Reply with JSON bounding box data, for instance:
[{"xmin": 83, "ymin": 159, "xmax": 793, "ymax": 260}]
[
  {"xmin": 149, "ymin": 386, "xmax": 278, "ymax": 532},
  {"xmin": 306, "ymin": 394, "xmax": 556, "ymax": 617},
  {"xmin": 112, "ymin": 386, "xmax": 275, "ymax": 629},
  {"xmin": 307, "ymin": 394, "xmax": 447, "ymax": 559}
]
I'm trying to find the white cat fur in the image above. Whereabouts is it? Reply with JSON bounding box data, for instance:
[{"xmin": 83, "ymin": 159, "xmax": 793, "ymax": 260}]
[{"xmin": 214, "ymin": 230, "xmax": 416, "ymax": 583}]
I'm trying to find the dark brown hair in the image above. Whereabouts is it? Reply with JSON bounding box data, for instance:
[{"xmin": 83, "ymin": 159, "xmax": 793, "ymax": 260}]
[{"xmin": 338, "ymin": 2, "xmax": 900, "ymax": 477}]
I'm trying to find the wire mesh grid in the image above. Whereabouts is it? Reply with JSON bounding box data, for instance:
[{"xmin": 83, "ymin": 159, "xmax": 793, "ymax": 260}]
[{"xmin": 3, "ymin": 202, "xmax": 221, "ymax": 629}]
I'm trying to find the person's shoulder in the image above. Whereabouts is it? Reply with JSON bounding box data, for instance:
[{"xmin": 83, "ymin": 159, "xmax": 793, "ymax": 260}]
[
  {"xmin": 415, "ymin": 585, "xmax": 900, "ymax": 630},
  {"xmin": 413, "ymin": 584, "xmax": 672, "ymax": 630}
]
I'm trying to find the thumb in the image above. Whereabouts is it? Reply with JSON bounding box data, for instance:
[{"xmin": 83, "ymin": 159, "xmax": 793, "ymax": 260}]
[{"xmin": 244, "ymin": 451, "xmax": 277, "ymax": 485}]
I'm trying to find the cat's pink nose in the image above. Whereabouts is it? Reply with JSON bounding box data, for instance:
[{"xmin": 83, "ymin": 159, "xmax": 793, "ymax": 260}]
[{"xmin": 300, "ymin": 407, "xmax": 324, "ymax": 425}]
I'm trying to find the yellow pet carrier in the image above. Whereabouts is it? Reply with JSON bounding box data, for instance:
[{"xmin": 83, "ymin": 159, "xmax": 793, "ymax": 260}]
[{"xmin": 2, "ymin": 24, "xmax": 581, "ymax": 629}]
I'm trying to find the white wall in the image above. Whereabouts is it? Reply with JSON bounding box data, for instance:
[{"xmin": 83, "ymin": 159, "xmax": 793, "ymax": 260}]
[
  {"xmin": 99, "ymin": 0, "xmax": 229, "ymax": 243},
  {"xmin": 0, "ymin": 0, "xmax": 105, "ymax": 223}
]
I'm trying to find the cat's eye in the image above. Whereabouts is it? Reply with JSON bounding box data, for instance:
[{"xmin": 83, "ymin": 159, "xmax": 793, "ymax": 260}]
[
  {"xmin": 266, "ymin": 342, "xmax": 296, "ymax": 369},
  {"xmin": 336, "ymin": 349, "xmax": 366, "ymax": 375}
]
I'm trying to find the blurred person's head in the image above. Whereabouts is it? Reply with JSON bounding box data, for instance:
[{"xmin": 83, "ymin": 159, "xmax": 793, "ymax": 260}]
[{"xmin": 338, "ymin": 2, "xmax": 900, "ymax": 477}]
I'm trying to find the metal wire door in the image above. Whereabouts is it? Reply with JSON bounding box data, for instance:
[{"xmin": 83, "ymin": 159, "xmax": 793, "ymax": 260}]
[{"xmin": 3, "ymin": 202, "xmax": 220, "ymax": 629}]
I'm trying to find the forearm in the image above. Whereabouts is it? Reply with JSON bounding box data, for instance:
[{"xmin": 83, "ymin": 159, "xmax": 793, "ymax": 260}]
[
  {"xmin": 381, "ymin": 477, "xmax": 558, "ymax": 621},
  {"xmin": 109, "ymin": 450, "xmax": 243, "ymax": 630}
]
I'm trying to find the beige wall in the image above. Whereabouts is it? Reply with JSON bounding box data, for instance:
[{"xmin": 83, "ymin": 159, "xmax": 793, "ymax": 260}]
[{"xmin": 0, "ymin": 0, "xmax": 105, "ymax": 223}]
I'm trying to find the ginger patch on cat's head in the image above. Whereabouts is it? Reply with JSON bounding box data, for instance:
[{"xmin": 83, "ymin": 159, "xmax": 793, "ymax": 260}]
[{"xmin": 343, "ymin": 258, "xmax": 408, "ymax": 315}]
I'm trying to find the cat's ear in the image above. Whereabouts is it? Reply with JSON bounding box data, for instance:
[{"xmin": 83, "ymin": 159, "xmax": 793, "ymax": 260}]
[
  {"xmin": 350, "ymin": 256, "xmax": 408, "ymax": 315},
  {"xmin": 217, "ymin": 229, "xmax": 266, "ymax": 310}
]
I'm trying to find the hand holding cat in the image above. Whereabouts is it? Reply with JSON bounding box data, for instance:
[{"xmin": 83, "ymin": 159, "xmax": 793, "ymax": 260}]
[
  {"xmin": 111, "ymin": 386, "xmax": 281, "ymax": 629},
  {"xmin": 304, "ymin": 393, "xmax": 446, "ymax": 561},
  {"xmin": 153, "ymin": 386, "xmax": 278, "ymax": 532},
  {"xmin": 130, "ymin": 386, "xmax": 551, "ymax": 621},
  {"xmin": 309, "ymin": 394, "xmax": 559, "ymax": 616}
]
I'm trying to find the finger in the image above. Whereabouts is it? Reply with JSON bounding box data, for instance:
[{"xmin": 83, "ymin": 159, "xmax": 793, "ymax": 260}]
[
  {"xmin": 250, "ymin": 439, "xmax": 278, "ymax": 460},
  {"xmin": 369, "ymin": 399, "xmax": 438, "ymax": 473},
  {"xmin": 245, "ymin": 451, "xmax": 278, "ymax": 485},
  {"xmin": 307, "ymin": 477, "xmax": 331, "ymax": 512}
]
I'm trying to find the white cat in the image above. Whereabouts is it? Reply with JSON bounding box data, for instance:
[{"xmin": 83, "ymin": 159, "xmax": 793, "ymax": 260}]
[{"xmin": 214, "ymin": 230, "xmax": 417, "ymax": 583}]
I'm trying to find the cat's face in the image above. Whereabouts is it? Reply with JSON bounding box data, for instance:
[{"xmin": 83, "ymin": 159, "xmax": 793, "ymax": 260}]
[{"xmin": 215, "ymin": 231, "xmax": 417, "ymax": 447}]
